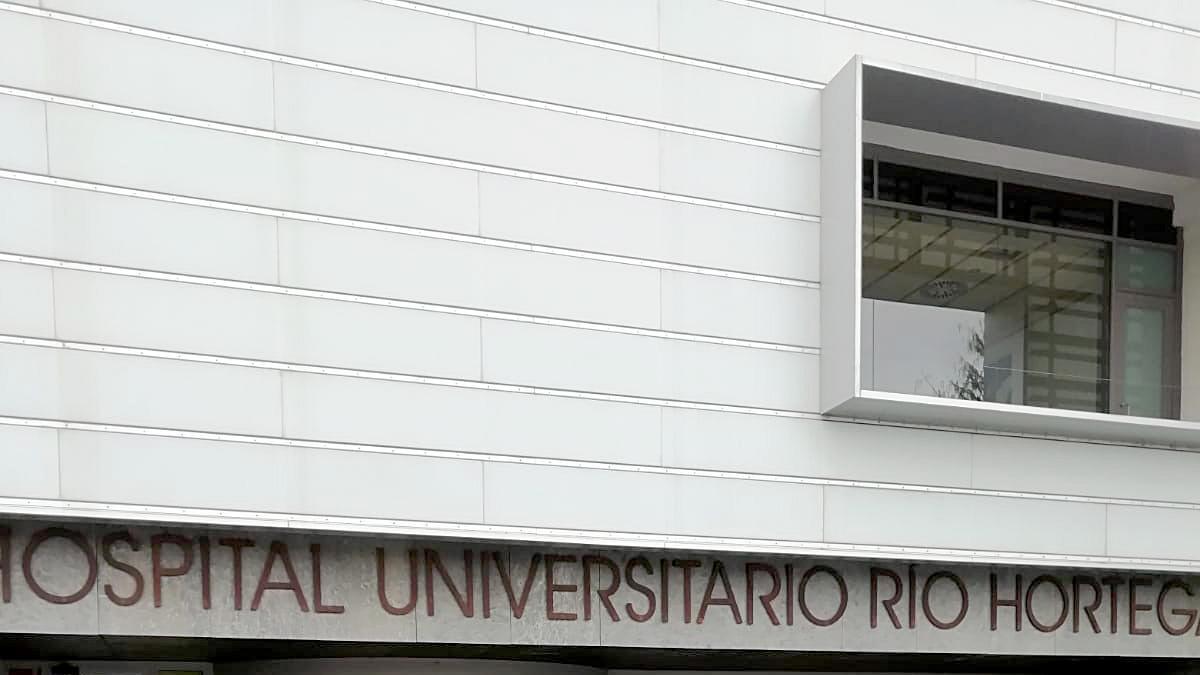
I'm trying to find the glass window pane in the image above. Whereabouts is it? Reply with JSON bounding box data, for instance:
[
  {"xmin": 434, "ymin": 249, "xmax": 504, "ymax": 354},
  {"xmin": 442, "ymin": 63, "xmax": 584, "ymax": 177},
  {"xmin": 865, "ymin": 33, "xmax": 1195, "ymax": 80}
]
[
  {"xmin": 863, "ymin": 158, "xmax": 873, "ymax": 199},
  {"xmin": 876, "ymin": 162, "xmax": 997, "ymax": 216},
  {"xmin": 1118, "ymin": 201, "xmax": 1176, "ymax": 244},
  {"xmin": 1002, "ymin": 183, "xmax": 1112, "ymax": 235},
  {"xmin": 863, "ymin": 298, "xmax": 985, "ymax": 399},
  {"xmin": 1120, "ymin": 306, "xmax": 1165, "ymax": 418},
  {"xmin": 1116, "ymin": 245, "xmax": 1175, "ymax": 293},
  {"xmin": 861, "ymin": 205, "xmax": 1110, "ymax": 414}
]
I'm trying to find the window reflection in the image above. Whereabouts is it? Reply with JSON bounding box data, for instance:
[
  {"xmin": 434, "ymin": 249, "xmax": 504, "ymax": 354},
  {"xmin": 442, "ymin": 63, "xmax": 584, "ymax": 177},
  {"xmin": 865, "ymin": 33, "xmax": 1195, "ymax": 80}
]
[
  {"xmin": 1002, "ymin": 183, "xmax": 1112, "ymax": 235},
  {"xmin": 875, "ymin": 162, "xmax": 998, "ymax": 216},
  {"xmin": 861, "ymin": 205, "xmax": 1110, "ymax": 414}
]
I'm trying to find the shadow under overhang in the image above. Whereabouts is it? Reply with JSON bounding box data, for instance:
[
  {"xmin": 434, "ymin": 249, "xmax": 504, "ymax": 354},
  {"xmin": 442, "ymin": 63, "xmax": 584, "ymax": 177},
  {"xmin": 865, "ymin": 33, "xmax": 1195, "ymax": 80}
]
[
  {"xmin": 5, "ymin": 634, "xmax": 1200, "ymax": 674},
  {"xmin": 863, "ymin": 62, "xmax": 1200, "ymax": 178}
]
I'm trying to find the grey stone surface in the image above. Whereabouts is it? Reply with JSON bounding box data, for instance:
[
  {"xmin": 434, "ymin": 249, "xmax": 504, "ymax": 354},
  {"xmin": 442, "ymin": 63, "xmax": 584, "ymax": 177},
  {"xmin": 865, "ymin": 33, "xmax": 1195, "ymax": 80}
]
[
  {"xmin": 508, "ymin": 548, "xmax": 600, "ymax": 646},
  {"xmin": 3, "ymin": 518, "xmax": 1200, "ymax": 659},
  {"xmin": 2, "ymin": 521, "xmax": 101, "ymax": 635},
  {"xmin": 414, "ymin": 542, "xmax": 511, "ymax": 644}
]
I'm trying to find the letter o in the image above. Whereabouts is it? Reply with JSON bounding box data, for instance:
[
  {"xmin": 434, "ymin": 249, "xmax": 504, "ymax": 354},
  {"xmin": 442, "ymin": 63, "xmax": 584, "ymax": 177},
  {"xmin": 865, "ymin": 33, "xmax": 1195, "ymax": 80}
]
[
  {"xmin": 1024, "ymin": 575, "xmax": 1068, "ymax": 633},
  {"xmin": 23, "ymin": 527, "xmax": 98, "ymax": 604},
  {"xmin": 798, "ymin": 565, "xmax": 847, "ymax": 627},
  {"xmin": 921, "ymin": 571, "xmax": 968, "ymax": 629}
]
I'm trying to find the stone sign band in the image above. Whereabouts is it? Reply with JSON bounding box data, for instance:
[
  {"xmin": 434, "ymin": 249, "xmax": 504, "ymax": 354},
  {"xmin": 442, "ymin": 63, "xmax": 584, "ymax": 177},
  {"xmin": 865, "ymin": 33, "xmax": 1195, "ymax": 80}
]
[{"xmin": 3, "ymin": 521, "xmax": 1199, "ymax": 657}]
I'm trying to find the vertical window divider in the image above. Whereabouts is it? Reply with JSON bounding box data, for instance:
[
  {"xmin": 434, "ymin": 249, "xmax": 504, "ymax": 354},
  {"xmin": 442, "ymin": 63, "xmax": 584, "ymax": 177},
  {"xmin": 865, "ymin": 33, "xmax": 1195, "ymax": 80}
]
[
  {"xmin": 1108, "ymin": 198, "xmax": 1119, "ymax": 415},
  {"xmin": 872, "ymin": 156, "xmax": 879, "ymax": 201},
  {"xmin": 1107, "ymin": 238, "xmax": 1118, "ymax": 415}
]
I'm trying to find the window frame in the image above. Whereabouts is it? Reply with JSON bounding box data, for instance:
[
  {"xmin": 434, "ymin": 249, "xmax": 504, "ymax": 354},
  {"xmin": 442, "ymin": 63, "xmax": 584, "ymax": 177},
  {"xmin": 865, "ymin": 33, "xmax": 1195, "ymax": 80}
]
[
  {"xmin": 1111, "ymin": 292, "xmax": 1180, "ymax": 419},
  {"xmin": 821, "ymin": 57, "xmax": 1200, "ymax": 447},
  {"xmin": 861, "ymin": 148, "xmax": 1182, "ymax": 419}
]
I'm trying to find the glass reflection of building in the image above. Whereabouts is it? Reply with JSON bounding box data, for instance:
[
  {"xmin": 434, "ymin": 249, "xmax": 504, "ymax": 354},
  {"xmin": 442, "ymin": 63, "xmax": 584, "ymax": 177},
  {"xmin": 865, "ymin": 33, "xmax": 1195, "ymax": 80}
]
[{"xmin": 860, "ymin": 153, "xmax": 1179, "ymax": 419}]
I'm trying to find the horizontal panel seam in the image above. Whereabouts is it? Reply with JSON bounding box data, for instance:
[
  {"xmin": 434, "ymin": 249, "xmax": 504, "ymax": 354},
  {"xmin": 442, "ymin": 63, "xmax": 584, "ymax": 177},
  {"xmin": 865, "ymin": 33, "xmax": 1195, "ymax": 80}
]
[
  {"xmin": 0, "ymin": 85, "xmax": 816, "ymax": 221},
  {"xmin": 1029, "ymin": 0, "xmax": 1200, "ymax": 39},
  {"xmin": 0, "ymin": 333, "xmax": 816, "ymax": 417},
  {"xmin": 0, "ymin": 253, "xmax": 818, "ymax": 354},
  {"xmin": 723, "ymin": 0, "xmax": 1200, "ymax": 98},
  {"xmin": 816, "ymin": 535, "xmax": 1109, "ymax": 560},
  {"xmin": 9, "ymin": 414, "xmax": 1200, "ymax": 512},
  {"xmin": 0, "ymin": 1, "xmax": 820, "ymax": 156},
  {"xmin": 0, "ymin": 169, "xmax": 818, "ymax": 288},
  {"xmin": 370, "ymin": 0, "xmax": 1200, "ymax": 101},
  {"xmin": 366, "ymin": 0, "xmax": 823, "ymax": 87},
  {"xmin": 0, "ymin": 495, "xmax": 1196, "ymax": 571},
  {"xmin": 3, "ymin": 275, "xmax": 1192, "ymax": 449},
  {"xmin": 3, "ymin": 324, "xmax": 1196, "ymax": 452},
  {"xmin": 14, "ymin": 1, "xmax": 1194, "ymax": 169}
]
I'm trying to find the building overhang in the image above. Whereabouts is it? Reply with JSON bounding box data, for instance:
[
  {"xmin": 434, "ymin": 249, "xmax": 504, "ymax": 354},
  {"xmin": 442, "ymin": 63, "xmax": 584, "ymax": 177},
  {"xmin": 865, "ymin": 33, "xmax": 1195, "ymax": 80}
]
[
  {"xmin": 862, "ymin": 61, "xmax": 1200, "ymax": 178},
  {"xmin": 820, "ymin": 56, "xmax": 1200, "ymax": 448}
]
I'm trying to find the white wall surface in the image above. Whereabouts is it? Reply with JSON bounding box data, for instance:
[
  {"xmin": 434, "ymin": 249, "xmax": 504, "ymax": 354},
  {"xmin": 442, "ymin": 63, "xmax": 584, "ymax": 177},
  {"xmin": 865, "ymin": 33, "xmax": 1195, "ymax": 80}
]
[{"xmin": 3, "ymin": 0, "xmax": 1200, "ymax": 570}]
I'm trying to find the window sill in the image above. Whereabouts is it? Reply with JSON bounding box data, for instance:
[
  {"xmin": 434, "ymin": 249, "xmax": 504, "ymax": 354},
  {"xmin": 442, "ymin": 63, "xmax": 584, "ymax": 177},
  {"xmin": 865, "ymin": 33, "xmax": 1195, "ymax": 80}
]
[{"xmin": 828, "ymin": 390, "xmax": 1200, "ymax": 448}]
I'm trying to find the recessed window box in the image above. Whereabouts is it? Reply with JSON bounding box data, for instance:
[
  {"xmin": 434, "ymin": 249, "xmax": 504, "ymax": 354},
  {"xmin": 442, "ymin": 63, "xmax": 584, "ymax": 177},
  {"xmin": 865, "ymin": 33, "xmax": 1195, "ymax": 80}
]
[{"xmin": 820, "ymin": 57, "xmax": 1200, "ymax": 447}]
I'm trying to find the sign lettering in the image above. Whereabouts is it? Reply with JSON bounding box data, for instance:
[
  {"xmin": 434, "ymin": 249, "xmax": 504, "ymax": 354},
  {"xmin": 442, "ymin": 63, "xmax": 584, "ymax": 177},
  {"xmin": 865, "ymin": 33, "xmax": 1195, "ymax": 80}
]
[{"xmin": 4, "ymin": 522, "xmax": 1199, "ymax": 657}]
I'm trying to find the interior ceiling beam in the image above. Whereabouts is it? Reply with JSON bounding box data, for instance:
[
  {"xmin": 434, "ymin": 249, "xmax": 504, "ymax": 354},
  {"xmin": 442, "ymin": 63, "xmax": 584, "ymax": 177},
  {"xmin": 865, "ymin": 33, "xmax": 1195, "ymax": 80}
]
[
  {"xmin": 862, "ymin": 220, "xmax": 954, "ymax": 295},
  {"xmin": 896, "ymin": 230, "xmax": 1007, "ymax": 306}
]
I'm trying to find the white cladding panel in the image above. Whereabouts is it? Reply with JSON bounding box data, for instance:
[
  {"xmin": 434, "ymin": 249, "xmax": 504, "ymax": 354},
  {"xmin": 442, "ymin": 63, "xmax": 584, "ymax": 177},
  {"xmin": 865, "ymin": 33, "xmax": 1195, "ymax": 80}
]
[
  {"xmin": 826, "ymin": 0, "xmax": 1117, "ymax": 73},
  {"xmin": 1084, "ymin": 0, "xmax": 1200, "ymax": 31},
  {"xmin": 1114, "ymin": 21, "xmax": 1200, "ymax": 92},
  {"xmin": 48, "ymin": 268, "xmax": 484, "ymax": 380},
  {"xmin": 428, "ymin": 0, "xmax": 660, "ymax": 47},
  {"xmin": 660, "ymin": 271, "xmax": 819, "ymax": 347},
  {"xmin": 42, "ymin": 102, "xmax": 482, "ymax": 234},
  {"xmin": 0, "ymin": 263, "xmax": 55, "ymax": 338},
  {"xmin": 15, "ymin": 345, "xmax": 285, "ymax": 436},
  {"xmin": 658, "ymin": 132, "xmax": 820, "ymax": 213},
  {"xmin": 1, "ymin": 0, "xmax": 1200, "ymax": 570},
  {"xmin": 58, "ymin": 430, "xmax": 486, "ymax": 522},
  {"xmin": 0, "ymin": 180, "xmax": 280, "ymax": 283},
  {"xmin": 477, "ymin": 175, "xmax": 819, "ymax": 280},
  {"xmin": 40, "ymin": 0, "xmax": 276, "ymax": 48},
  {"xmin": 822, "ymin": 486, "xmax": 1109, "ymax": 555},
  {"xmin": 280, "ymin": 372, "xmax": 664, "ymax": 465},
  {"xmin": 0, "ymin": 426, "xmax": 59, "ymax": 499},
  {"xmin": 475, "ymin": 26, "xmax": 823, "ymax": 148},
  {"xmin": 1107, "ymin": 505, "xmax": 1200, "ymax": 561},
  {"xmin": 480, "ymin": 319, "xmax": 818, "ymax": 410},
  {"xmin": 272, "ymin": 64, "xmax": 663, "ymax": 191},
  {"xmin": 271, "ymin": 0, "xmax": 479, "ymax": 86},
  {"xmin": 658, "ymin": 0, "xmax": 976, "ymax": 84},
  {"xmin": 276, "ymin": 218, "xmax": 664, "ymax": 332},
  {"xmin": 661, "ymin": 410, "xmax": 975, "ymax": 487},
  {"xmin": 0, "ymin": 11, "xmax": 275, "ymax": 126},
  {"xmin": 0, "ymin": 95, "xmax": 46, "ymax": 172}
]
